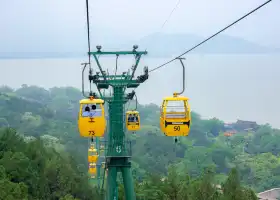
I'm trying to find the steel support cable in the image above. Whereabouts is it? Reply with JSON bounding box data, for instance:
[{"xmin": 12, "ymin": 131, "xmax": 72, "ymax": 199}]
[
  {"xmin": 85, "ymin": 0, "xmax": 94, "ymax": 94},
  {"xmin": 125, "ymin": 1, "xmax": 182, "ymax": 103},
  {"xmin": 161, "ymin": 0, "xmax": 181, "ymax": 29},
  {"xmin": 149, "ymin": 0, "xmax": 273, "ymax": 73},
  {"xmin": 144, "ymin": 0, "xmax": 181, "ymax": 51},
  {"xmin": 85, "ymin": 0, "xmax": 91, "ymax": 66}
]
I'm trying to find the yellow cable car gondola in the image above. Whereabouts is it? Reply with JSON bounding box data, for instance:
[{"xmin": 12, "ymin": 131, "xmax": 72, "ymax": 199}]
[
  {"xmin": 88, "ymin": 163, "xmax": 97, "ymax": 178},
  {"xmin": 160, "ymin": 57, "xmax": 191, "ymax": 139},
  {"xmin": 126, "ymin": 110, "xmax": 140, "ymax": 131},
  {"xmin": 78, "ymin": 96, "xmax": 106, "ymax": 137},
  {"xmin": 88, "ymin": 146, "xmax": 99, "ymax": 163},
  {"xmin": 126, "ymin": 93, "xmax": 141, "ymax": 132},
  {"xmin": 160, "ymin": 93, "xmax": 191, "ymax": 137}
]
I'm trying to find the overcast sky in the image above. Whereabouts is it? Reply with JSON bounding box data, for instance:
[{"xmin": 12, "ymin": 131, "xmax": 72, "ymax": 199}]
[{"xmin": 0, "ymin": 0, "xmax": 279, "ymax": 52}]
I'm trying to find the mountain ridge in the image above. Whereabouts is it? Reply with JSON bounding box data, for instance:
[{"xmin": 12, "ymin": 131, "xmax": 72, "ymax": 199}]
[{"xmin": 1, "ymin": 33, "xmax": 279, "ymax": 59}]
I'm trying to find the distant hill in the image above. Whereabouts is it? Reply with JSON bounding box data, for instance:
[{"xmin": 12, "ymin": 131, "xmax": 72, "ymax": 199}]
[
  {"xmin": 125, "ymin": 33, "xmax": 280, "ymax": 57},
  {"xmin": 0, "ymin": 33, "xmax": 279, "ymax": 59}
]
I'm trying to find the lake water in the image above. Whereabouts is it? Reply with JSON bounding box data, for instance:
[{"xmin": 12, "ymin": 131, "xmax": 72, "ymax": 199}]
[{"xmin": 0, "ymin": 54, "xmax": 279, "ymax": 128}]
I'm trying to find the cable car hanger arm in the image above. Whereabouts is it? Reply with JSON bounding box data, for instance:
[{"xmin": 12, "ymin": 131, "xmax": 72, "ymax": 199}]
[
  {"xmin": 134, "ymin": 93, "xmax": 138, "ymax": 111},
  {"xmin": 130, "ymin": 54, "xmax": 142, "ymax": 81},
  {"xmin": 81, "ymin": 62, "xmax": 88, "ymax": 97}
]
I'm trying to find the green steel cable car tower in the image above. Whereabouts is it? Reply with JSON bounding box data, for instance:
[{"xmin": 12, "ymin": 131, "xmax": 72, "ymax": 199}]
[{"xmin": 84, "ymin": 45, "xmax": 148, "ymax": 200}]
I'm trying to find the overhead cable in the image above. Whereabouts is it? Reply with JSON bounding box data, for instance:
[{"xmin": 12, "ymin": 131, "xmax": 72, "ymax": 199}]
[
  {"xmin": 161, "ymin": 0, "xmax": 181, "ymax": 29},
  {"xmin": 144, "ymin": 0, "xmax": 181, "ymax": 51},
  {"xmin": 149, "ymin": 0, "xmax": 272, "ymax": 73},
  {"xmin": 85, "ymin": 0, "xmax": 92, "ymax": 65}
]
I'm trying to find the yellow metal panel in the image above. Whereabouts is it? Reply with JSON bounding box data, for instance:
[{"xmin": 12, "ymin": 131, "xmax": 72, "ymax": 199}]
[{"xmin": 78, "ymin": 98, "xmax": 106, "ymax": 137}]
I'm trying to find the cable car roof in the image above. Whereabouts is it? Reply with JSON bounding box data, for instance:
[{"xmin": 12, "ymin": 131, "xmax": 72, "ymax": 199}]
[
  {"xmin": 80, "ymin": 98, "xmax": 104, "ymax": 104},
  {"xmin": 88, "ymin": 148, "xmax": 97, "ymax": 152},
  {"xmin": 126, "ymin": 110, "xmax": 139, "ymax": 114},
  {"xmin": 163, "ymin": 96, "xmax": 189, "ymax": 101}
]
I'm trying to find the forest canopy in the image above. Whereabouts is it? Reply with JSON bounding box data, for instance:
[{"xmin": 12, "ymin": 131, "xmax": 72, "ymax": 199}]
[{"xmin": 0, "ymin": 84, "xmax": 279, "ymax": 199}]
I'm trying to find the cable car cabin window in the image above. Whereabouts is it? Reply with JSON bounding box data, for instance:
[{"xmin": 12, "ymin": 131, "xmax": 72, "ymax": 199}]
[
  {"xmin": 89, "ymin": 163, "xmax": 97, "ymax": 170},
  {"xmin": 127, "ymin": 114, "xmax": 139, "ymax": 123},
  {"xmin": 165, "ymin": 100, "xmax": 186, "ymax": 119},
  {"xmin": 81, "ymin": 104, "xmax": 102, "ymax": 117}
]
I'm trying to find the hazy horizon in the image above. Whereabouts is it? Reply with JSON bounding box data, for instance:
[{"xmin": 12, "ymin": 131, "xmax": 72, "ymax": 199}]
[
  {"xmin": 1, "ymin": 0, "xmax": 279, "ymax": 53},
  {"xmin": 1, "ymin": 54, "xmax": 279, "ymax": 128}
]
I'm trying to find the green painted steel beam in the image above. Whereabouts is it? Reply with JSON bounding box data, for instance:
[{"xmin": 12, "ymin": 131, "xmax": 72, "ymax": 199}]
[
  {"xmin": 106, "ymin": 75, "xmax": 133, "ymax": 79},
  {"xmin": 92, "ymin": 55, "xmax": 107, "ymax": 80},
  {"xmin": 97, "ymin": 84, "xmax": 109, "ymax": 89},
  {"xmin": 97, "ymin": 79, "xmax": 140, "ymax": 85},
  {"xmin": 86, "ymin": 48, "xmax": 148, "ymax": 200},
  {"xmin": 88, "ymin": 51, "xmax": 147, "ymax": 55},
  {"xmin": 127, "ymin": 83, "xmax": 140, "ymax": 88},
  {"xmin": 129, "ymin": 54, "xmax": 142, "ymax": 80},
  {"xmin": 104, "ymin": 86, "xmax": 136, "ymax": 200}
]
